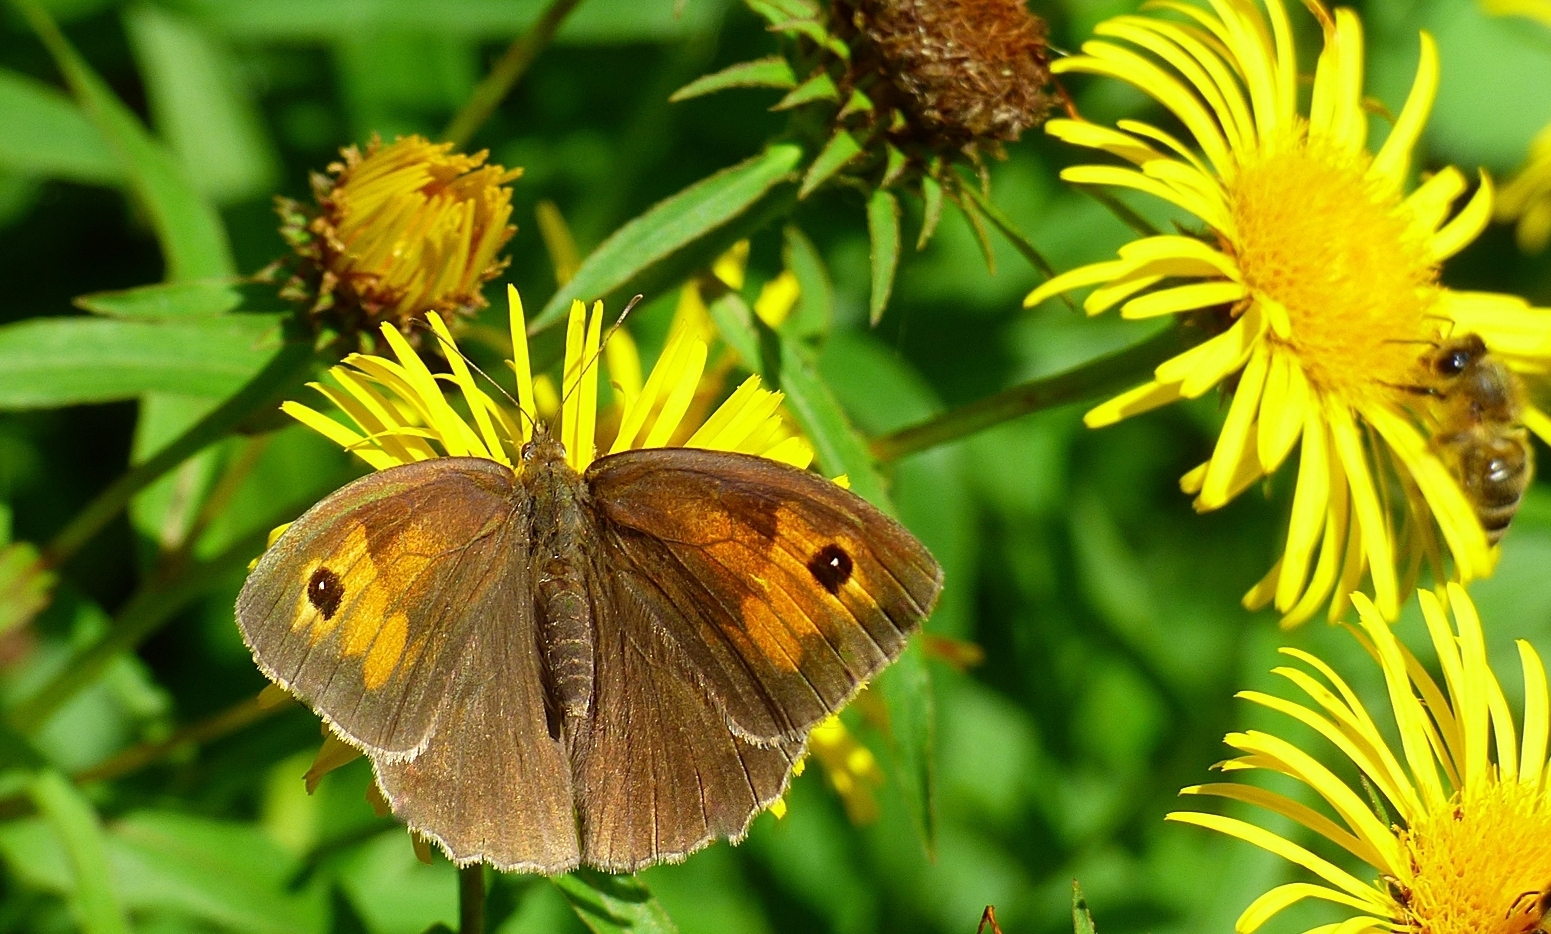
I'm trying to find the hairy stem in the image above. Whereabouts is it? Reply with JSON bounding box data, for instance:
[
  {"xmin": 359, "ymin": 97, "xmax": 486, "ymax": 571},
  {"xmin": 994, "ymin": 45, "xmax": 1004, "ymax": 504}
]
[{"xmin": 870, "ymin": 325, "xmax": 1189, "ymax": 462}]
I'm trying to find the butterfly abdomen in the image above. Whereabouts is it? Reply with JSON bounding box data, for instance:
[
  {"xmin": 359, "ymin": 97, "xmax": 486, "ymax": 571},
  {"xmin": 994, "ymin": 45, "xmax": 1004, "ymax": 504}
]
[{"xmin": 525, "ymin": 438, "xmax": 598, "ymax": 729}]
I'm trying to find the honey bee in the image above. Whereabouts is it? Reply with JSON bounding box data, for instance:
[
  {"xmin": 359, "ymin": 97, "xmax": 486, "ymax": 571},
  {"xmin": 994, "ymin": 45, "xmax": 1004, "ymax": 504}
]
[
  {"xmin": 1508, "ymin": 886, "xmax": 1551, "ymax": 934},
  {"xmin": 1413, "ymin": 334, "xmax": 1534, "ymax": 545}
]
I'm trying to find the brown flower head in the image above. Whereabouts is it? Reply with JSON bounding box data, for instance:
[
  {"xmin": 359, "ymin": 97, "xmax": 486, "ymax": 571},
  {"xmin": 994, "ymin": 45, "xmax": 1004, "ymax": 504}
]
[
  {"xmin": 843, "ymin": 0, "xmax": 1055, "ymax": 153},
  {"xmin": 275, "ymin": 135, "xmax": 521, "ymax": 343}
]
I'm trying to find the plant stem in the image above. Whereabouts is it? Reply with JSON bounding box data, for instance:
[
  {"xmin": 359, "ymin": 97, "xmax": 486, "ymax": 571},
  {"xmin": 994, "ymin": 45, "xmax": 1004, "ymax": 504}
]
[
  {"xmin": 1080, "ymin": 185, "xmax": 1161, "ymax": 238},
  {"xmin": 443, "ymin": 0, "xmax": 587, "ymax": 148},
  {"xmin": 42, "ymin": 341, "xmax": 323, "ymax": 571},
  {"xmin": 12, "ymin": 510, "xmax": 298, "ymax": 734},
  {"xmin": 72, "ymin": 688, "xmax": 295, "ymax": 786},
  {"xmin": 869, "ymin": 325, "xmax": 1189, "ymax": 462},
  {"xmin": 459, "ymin": 866, "xmax": 487, "ymax": 934}
]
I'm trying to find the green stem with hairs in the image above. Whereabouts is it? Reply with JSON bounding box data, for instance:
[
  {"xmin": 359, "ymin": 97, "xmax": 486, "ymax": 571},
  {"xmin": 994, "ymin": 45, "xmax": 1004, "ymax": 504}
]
[
  {"xmin": 870, "ymin": 325, "xmax": 1190, "ymax": 462},
  {"xmin": 443, "ymin": 0, "xmax": 588, "ymax": 148},
  {"xmin": 42, "ymin": 341, "xmax": 325, "ymax": 571}
]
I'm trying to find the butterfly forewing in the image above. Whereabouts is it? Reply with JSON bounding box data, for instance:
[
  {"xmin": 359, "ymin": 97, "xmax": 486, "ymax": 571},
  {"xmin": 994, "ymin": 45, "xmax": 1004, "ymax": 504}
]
[
  {"xmin": 586, "ymin": 447, "xmax": 944, "ymax": 744},
  {"xmin": 237, "ymin": 458, "xmax": 522, "ymax": 757}
]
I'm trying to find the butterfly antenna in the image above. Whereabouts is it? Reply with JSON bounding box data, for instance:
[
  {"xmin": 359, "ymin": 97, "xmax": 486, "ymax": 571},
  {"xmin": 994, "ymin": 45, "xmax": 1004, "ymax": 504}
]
[
  {"xmin": 410, "ymin": 319, "xmax": 538, "ymax": 437},
  {"xmin": 557, "ymin": 294, "xmax": 644, "ymax": 411}
]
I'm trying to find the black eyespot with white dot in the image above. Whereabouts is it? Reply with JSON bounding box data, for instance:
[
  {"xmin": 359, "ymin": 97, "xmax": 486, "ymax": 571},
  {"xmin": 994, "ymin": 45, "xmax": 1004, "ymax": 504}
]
[
  {"xmin": 307, "ymin": 567, "xmax": 344, "ymax": 620},
  {"xmin": 807, "ymin": 544, "xmax": 853, "ymax": 595}
]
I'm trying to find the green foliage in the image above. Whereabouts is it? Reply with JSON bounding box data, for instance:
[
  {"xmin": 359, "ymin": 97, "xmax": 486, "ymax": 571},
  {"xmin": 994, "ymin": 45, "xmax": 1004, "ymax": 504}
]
[
  {"xmin": 0, "ymin": 1, "xmax": 1549, "ymax": 934},
  {"xmin": 552, "ymin": 872, "xmax": 679, "ymax": 934}
]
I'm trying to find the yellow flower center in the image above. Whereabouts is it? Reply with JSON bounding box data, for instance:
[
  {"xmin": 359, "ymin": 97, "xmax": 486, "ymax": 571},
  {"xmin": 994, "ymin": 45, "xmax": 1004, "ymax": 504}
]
[
  {"xmin": 1401, "ymin": 782, "xmax": 1551, "ymax": 934},
  {"xmin": 1229, "ymin": 139, "xmax": 1440, "ymax": 404}
]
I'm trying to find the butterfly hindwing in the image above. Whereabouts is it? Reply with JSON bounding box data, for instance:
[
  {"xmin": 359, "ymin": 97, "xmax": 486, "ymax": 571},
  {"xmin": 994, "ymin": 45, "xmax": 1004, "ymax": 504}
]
[
  {"xmin": 373, "ymin": 554, "xmax": 580, "ymax": 872},
  {"xmin": 586, "ymin": 447, "xmax": 943, "ymax": 743},
  {"xmin": 572, "ymin": 559, "xmax": 802, "ymax": 871}
]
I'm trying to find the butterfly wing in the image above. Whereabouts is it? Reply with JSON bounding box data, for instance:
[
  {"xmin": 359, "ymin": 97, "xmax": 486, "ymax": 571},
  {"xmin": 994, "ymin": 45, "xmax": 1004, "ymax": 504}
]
[
  {"xmin": 238, "ymin": 458, "xmax": 523, "ymax": 755},
  {"xmin": 572, "ymin": 560, "xmax": 803, "ymax": 871},
  {"xmin": 372, "ymin": 561, "xmax": 581, "ymax": 872},
  {"xmin": 238, "ymin": 456, "xmax": 580, "ymax": 869},
  {"xmin": 585, "ymin": 447, "xmax": 942, "ymax": 743}
]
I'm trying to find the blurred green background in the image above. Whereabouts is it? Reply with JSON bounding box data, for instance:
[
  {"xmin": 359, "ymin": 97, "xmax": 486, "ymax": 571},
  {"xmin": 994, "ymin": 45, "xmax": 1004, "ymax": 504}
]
[{"xmin": 2, "ymin": 1, "xmax": 1551, "ymax": 932}]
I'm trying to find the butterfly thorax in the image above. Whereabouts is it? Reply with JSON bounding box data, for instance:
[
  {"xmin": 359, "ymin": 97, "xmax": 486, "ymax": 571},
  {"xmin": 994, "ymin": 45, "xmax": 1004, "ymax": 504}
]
[{"xmin": 521, "ymin": 430, "xmax": 597, "ymax": 734}]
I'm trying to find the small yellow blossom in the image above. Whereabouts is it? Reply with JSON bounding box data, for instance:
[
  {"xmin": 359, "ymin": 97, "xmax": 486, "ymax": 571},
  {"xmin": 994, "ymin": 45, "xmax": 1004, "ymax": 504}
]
[{"xmin": 277, "ymin": 135, "xmax": 520, "ymax": 339}]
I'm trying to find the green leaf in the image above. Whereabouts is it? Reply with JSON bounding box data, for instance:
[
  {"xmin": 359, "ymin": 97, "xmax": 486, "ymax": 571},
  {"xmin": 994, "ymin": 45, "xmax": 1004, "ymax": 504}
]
[
  {"xmin": 669, "ymin": 56, "xmax": 796, "ymax": 103},
  {"xmin": 553, "ymin": 870, "xmax": 680, "ymax": 934},
  {"xmin": 745, "ymin": 0, "xmax": 820, "ymax": 25},
  {"xmin": 866, "ymin": 188, "xmax": 900, "ymax": 326},
  {"xmin": 27, "ymin": 771, "xmax": 131, "ymax": 934},
  {"xmin": 779, "ymin": 224, "xmax": 831, "ymax": 339},
  {"xmin": 0, "ymin": 315, "xmax": 284, "ymax": 409},
  {"xmin": 532, "ymin": 144, "xmax": 803, "ymax": 331},
  {"xmin": 880, "ymin": 142, "xmax": 906, "ymax": 189},
  {"xmin": 956, "ymin": 176, "xmax": 1062, "ymax": 285},
  {"xmin": 798, "ymin": 128, "xmax": 862, "ymax": 199},
  {"xmin": 917, "ymin": 174, "xmax": 943, "ymax": 249},
  {"xmin": 772, "ymin": 72, "xmax": 838, "ymax": 111},
  {"xmin": 0, "ymin": 808, "xmax": 328, "ymax": 934},
  {"xmin": 179, "ymin": 0, "xmax": 723, "ymax": 42},
  {"xmin": 836, "ymin": 88, "xmax": 872, "ymax": 119},
  {"xmin": 124, "ymin": 5, "xmax": 279, "ymax": 205},
  {"xmin": 771, "ymin": 19, "xmax": 849, "ymax": 59},
  {"xmin": 873, "ymin": 640, "xmax": 936, "ymax": 856},
  {"xmin": 0, "ymin": 69, "xmax": 119, "ymax": 183},
  {"xmin": 705, "ymin": 294, "xmax": 888, "ymax": 506},
  {"xmin": 109, "ymin": 812, "xmax": 328, "ymax": 934},
  {"xmin": 1072, "ymin": 879, "xmax": 1097, "ymax": 934},
  {"xmin": 12, "ymin": 0, "xmax": 234, "ymax": 280},
  {"xmin": 74, "ymin": 280, "xmax": 246, "ymax": 318},
  {"xmin": 954, "ymin": 191, "xmax": 996, "ymax": 274}
]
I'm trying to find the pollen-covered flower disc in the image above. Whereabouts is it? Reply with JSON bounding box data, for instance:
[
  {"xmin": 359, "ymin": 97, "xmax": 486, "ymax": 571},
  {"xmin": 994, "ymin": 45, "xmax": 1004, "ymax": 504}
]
[
  {"xmin": 1026, "ymin": 0, "xmax": 1551, "ymax": 625},
  {"xmin": 1169, "ymin": 584, "xmax": 1551, "ymax": 934}
]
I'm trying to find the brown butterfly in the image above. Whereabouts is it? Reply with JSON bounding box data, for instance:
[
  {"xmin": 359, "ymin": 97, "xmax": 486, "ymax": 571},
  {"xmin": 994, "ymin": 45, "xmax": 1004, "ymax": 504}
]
[{"xmin": 236, "ymin": 424, "xmax": 941, "ymax": 873}]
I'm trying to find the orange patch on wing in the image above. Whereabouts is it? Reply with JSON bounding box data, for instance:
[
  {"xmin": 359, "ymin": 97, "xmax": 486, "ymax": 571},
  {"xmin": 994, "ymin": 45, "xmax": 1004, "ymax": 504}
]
[
  {"xmin": 363, "ymin": 612, "xmax": 408, "ymax": 689},
  {"xmin": 338, "ymin": 523, "xmax": 435, "ymax": 658},
  {"xmin": 717, "ymin": 504, "xmax": 853, "ymax": 674},
  {"xmin": 738, "ymin": 589, "xmax": 807, "ymax": 673}
]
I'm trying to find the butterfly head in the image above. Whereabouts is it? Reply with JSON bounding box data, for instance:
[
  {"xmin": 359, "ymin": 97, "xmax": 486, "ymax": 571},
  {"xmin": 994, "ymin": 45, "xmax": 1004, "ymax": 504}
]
[{"xmin": 520, "ymin": 422, "xmax": 567, "ymax": 466}]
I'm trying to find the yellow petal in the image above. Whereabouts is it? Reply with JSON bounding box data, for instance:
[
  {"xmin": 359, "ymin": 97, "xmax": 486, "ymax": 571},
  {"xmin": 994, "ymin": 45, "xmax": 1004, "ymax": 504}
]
[
  {"xmin": 1428, "ymin": 170, "xmax": 1493, "ymax": 262},
  {"xmin": 1085, "ymin": 379, "xmax": 1184, "ymax": 427},
  {"xmin": 1277, "ymin": 412, "xmax": 1330, "ymax": 612},
  {"xmin": 1122, "ymin": 280, "xmax": 1247, "ymax": 319},
  {"xmin": 1371, "ymin": 31, "xmax": 1438, "ymax": 188}
]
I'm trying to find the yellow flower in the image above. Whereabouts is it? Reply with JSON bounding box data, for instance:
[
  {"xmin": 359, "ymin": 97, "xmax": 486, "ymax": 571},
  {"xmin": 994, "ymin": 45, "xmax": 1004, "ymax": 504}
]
[
  {"xmin": 1498, "ymin": 123, "xmax": 1551, "ymax": 253},
  {"xmin": 1168, "ymin": 583, "xmax": 1551, "ymax": 934},
  {"xmin": 282, "ymin": 284, "xmax": 814, "ymax": 479},
  {"xmin": 1025, "ymin": 0, "xmax": 1551, "ymax": 625},
  {"xmin": 277, "ymin": 135, "xmax": 521, "ymax": 339}
]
